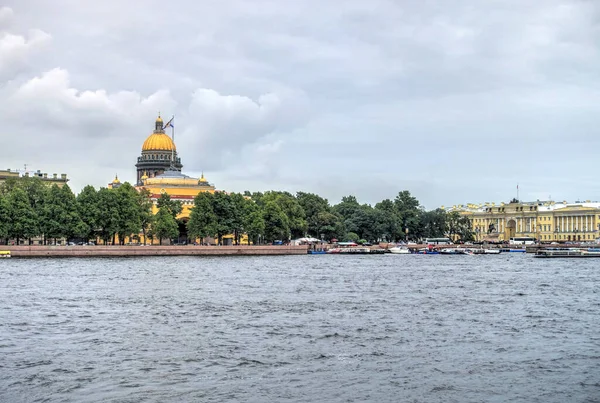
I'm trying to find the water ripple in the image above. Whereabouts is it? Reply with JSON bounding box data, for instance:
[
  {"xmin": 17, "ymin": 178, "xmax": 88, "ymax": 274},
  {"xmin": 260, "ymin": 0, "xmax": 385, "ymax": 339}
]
[{"xmin": 0, "ymin": 254, "xmax": 599, "ymax": 402}]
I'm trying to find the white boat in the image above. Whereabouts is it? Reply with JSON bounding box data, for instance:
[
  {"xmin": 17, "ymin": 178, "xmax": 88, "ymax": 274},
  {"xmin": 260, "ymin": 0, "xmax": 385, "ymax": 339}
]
[
  {"xmin": 483, "ymin": 249, "xmax": 501, "ymax": 254},
  {"xmin": 0, "ymin": 251, "xmax": 11, "ymax": 258},
  {"xmin": 388, "ymin": 246, "xmax": 410, "ymax": 254}
]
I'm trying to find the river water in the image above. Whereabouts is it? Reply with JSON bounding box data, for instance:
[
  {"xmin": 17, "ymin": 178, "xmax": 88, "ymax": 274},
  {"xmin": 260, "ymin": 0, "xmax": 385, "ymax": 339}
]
[{"xmin": 0, "ymin": 254, "xmax": 598, "ymax": 403}]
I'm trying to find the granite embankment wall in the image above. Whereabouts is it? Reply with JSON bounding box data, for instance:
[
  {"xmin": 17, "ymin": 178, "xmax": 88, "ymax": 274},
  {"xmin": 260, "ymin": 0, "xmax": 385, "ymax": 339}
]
[{"xmin": 4, "ymin": 245, "xmax": 308, "ymax": 258}]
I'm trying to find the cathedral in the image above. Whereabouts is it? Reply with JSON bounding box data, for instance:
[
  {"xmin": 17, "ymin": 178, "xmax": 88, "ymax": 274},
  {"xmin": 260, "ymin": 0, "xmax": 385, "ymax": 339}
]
[
  {"xmin": 135, "ymin": 115, "xmax": 216, "ymax": 220},
  {"xmin": 135, "ymin": 115, "xmax": 183, "ymax": 184}
]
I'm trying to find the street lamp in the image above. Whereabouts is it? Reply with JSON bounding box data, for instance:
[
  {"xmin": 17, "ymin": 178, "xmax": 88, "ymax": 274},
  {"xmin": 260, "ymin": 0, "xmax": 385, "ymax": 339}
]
[{"xmin": 405, "ymin": 227, "xmax": 409, "ymax": 243}]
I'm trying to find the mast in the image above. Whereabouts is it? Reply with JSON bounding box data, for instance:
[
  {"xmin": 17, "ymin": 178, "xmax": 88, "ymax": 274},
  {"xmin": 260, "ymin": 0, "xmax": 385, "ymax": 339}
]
[{"xmin": 170, "ymin": 115, "xmax": 175, "ymax": 170}]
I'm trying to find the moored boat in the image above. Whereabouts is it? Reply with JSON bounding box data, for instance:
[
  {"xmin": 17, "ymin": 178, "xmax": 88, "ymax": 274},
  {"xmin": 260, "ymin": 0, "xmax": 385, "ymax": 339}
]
[
  {"xmin": 388, "ymin": 246, "xmax": 410, "ymax": 254},
  {"xmin": 0, "ymin": 251, "xmax": 11, "ymax": 258},
  {"xmin": 534, "ymin": 248, "xmax": 600, "ymax": 258}
]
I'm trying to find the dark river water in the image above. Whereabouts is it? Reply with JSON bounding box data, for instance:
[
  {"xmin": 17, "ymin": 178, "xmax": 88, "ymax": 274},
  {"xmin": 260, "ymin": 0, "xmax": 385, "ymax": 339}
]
[{"xmin": 1, "ymin": 254, "xmax": 599, "ymax": 403}]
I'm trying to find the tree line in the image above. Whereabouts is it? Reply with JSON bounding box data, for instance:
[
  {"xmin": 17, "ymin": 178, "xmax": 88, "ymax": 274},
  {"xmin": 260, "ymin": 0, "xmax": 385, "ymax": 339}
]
[{"xmin": 0, "ymin": 176, "xmax": 474, "ymax": 245}]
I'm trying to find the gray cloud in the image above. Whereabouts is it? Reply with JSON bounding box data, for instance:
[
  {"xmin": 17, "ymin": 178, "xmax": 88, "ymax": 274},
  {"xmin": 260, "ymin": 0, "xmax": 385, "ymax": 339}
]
[{"xmin": 2, "ymin": 1, "xmax": 600, "ymax": 207}]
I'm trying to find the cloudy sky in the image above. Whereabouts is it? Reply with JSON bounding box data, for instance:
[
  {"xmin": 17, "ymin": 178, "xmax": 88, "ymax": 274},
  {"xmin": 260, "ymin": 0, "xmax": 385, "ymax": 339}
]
[{"xmin": 2, "ymin": 1, "xmax": 599, "ymax": 209}]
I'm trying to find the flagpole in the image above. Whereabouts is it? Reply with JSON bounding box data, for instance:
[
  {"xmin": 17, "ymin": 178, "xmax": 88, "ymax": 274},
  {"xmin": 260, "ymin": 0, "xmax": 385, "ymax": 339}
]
[{"xmin": 171, "ymin": 115, "xmax": 175, "ymax": 170}]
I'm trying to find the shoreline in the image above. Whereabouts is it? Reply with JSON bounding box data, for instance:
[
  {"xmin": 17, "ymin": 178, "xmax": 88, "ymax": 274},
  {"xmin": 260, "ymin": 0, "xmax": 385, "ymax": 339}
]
[{"xmin": 2, "ymin": 245, "xmax": 309, "ymax": 258}]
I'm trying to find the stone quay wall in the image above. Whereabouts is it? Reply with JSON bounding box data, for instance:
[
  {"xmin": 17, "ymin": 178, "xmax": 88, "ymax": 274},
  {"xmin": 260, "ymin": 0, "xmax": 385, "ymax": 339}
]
[{"xmin": 4, "ymin": 245, "xmax": 308, "ymax": 258}]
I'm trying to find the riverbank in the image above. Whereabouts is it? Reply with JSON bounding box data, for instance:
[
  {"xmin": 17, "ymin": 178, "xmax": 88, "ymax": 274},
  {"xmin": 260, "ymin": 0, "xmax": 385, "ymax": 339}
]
[{"xmin": 3, "ymin": 245, "xmax": 308, "ymax": 258}]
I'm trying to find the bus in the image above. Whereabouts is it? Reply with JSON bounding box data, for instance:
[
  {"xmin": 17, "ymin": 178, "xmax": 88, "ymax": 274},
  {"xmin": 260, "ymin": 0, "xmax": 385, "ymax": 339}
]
[
  {"xmin": 423, "ymin": 237, "xmax": 453, "ymax": 245},
  {"xmin": 509, "ymin": 237, "xmax": 536, "ymax": 245}
]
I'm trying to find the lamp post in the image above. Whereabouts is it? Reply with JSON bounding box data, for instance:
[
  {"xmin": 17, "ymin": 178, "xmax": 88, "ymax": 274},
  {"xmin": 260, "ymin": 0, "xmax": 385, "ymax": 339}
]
[{"xmin": 405, "ymin": 227, "xmax": 409, "ymax": 243}]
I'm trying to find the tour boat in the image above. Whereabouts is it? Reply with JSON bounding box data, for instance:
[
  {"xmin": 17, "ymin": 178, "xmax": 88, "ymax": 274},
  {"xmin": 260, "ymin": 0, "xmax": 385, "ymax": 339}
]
[
  {"xmin": 534, "ymin": 248, "xmax": 600, "ymax": 258},
  {"xmin": 0, "ymin": 251, "xmax": 11, "ymax": 258}
]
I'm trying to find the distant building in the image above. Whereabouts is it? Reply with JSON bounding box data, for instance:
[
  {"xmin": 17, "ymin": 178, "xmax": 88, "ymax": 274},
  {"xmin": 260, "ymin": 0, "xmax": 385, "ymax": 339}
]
[
  {"xmin": 0, "ymin": 169, "xmax": 69, "ymax": 188},
  {"xmin": 447, "ymin": 199, "xmax": 600, "ymax": 242}
]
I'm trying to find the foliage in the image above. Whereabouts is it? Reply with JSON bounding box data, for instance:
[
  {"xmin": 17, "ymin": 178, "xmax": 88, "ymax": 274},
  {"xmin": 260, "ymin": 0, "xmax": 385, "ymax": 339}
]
[
  {"xmin": 0, "ymin": 176, "xmax": 481, "ymax": 246},
  {"xmin": 345, "ymin": 232, "xmax": 359, "ymax": 242},
  {"xmin": 153, "ymin": 206, "xmax": 179, "ymax": 244},
  {"xmin": 137, "ymin": 188, "xmax": 154, "ymax": 245},
  {"xmin": 263, "ymin": 200, "xmax": 289, "ymax": 243},
  {"xmin": 0, "ymin": 195, "xmax": 10, "ymax": 240},
  {"xmin": 187, "ymin": 192, "xmax": 217, "ymax": 242},
  {"xmin": 7, "ymin": 187, "xmax": 38, "ymax": 243},
  {"xmin": 262, "ymin": 191, "xmax": 306, "ymax": 238},
  {"xmin": 157, "ymin": 192, "xmax": 182, "ymax": 218}
]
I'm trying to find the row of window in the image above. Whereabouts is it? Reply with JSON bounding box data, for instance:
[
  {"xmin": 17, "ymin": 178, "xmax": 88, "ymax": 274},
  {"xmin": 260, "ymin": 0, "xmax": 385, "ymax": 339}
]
[
  {"xmin": 140, "ymin": 154, "xmax": 176, "ymax": 161},
  {"xmin": 474, "ymin": 215, "xmax": 600, "ymax": 223}
]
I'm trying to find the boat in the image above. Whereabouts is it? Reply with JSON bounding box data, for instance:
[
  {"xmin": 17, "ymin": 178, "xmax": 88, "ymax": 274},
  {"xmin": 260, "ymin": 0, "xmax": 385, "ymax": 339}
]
[
  {"xmin": 327, "ymin": 247, "xmax": 372, "ymax": 254},
  {"xmin": 471, "ymin": 248, "xmax": 501, "ymax": 255},
  {"xmin": 307, "ymin": 250, "xmax": 327, "ymax": 255},
  {"xmin": 388, "ymin": 246, "xmax": 410, "ymax": 254},
  {"xmin": 416, "ymin": 249, "xmax": 439, "ymax": 255},
  {"xmin": 0, "ymin": 251, "xmax": 11, "ymax": 258},
  {"xmin": 440, "ymin": 248, "xmax": 472, "ymax": 255},
  {"xmin": 534, "ymin": 248, "xmax": 600, "ymax": 258}
]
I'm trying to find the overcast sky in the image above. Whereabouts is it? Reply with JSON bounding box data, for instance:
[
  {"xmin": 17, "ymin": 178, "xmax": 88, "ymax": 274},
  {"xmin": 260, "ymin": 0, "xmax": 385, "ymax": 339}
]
[{"xmin": 2, "ymin": 1, "xmax": 599, "ymax": 209}]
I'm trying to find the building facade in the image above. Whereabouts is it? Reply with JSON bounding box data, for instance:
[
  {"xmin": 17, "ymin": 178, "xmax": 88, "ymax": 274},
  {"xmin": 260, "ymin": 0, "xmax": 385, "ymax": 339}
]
[
  {"xmin": 447, "ymin": 199, "xmax": 600, "ymax": 243},
  {"xmin": 0, "ymin": 169, "xmax": 69, "ymax": 188}
]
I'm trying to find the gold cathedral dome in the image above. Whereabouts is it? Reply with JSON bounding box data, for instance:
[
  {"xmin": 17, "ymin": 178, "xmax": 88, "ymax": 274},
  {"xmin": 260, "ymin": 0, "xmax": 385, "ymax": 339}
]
[{"xmin": 141, "ymin": 115, "xmax": 176, "ymax": 151}]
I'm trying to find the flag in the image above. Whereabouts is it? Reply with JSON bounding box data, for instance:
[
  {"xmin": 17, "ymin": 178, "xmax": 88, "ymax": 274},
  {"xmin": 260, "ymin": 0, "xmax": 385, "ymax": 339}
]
[{"xmin": 164, "ymin": 117, "xmax": 174, "ymax": 128}]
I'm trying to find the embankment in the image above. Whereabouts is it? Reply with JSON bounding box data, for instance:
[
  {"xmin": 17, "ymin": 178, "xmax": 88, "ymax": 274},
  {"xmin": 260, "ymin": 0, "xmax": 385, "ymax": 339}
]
[{"xmin": 4, "ymin": 245, "xmax": 308, "ymax": 258}]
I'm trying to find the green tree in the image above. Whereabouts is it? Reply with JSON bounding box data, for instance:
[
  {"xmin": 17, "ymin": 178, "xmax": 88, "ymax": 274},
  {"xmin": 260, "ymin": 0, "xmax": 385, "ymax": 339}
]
[
  {"xmin": 7, "ymin": 187, "xmax": 38, "ymax": 244},
  {"xmin": 229, "ymin": 193, "xmax": 247, "ymax": 245},
  {"xmin": 262, "ymin": 191, "xmax": 306, "ymax": 239},
  {"xmin": 0, "ymin": 195, "xmax": 10, "ymax": 242},
  {"xmin": 296, "ymin": 192, "xmax": 330, "ymax": 237},
  {"xmin": 243, "ymin": 200, "xmax": 265, "ymax": 245},
  {"xmin": 77, "ymin": 185, "xmax": 100, "ymax": 242},
  {"xmin": 115, "ymin": 183, "xmax": 142, "ymax": 245},
  {"xmin": 446, "ymin": 211, "xmax": 474, "ymax": 242},
  {"xmin": 137, "ymin": 188, "xmax": 154, "ymax": 245},
  {"xmin": 394, "ymin": 191, "xmax": 422, "ymax": 241},
  {"xmin": 157, "ymin": 192, "xmax": 182, "ymax": 218},
  {"xmin": 96, "ymin": 188, "xmax": 120, "ymax": 244},
  {"xmin": 263, "ymin": 200, "xmax": 289, "ymax": 243},
  {"xmin": 153, "ymin": 206, "xmax": 179, "ymax": 245},
  {"xmin": 315, "ymin": 211, "xmax": 344, "ymax": 241},
  {"xmin": 332, "ymin": 195, "xmax": 361, "ymax": 221},
  {"xmin": 61, "ymin": 185, "xmax": 87, "ymax": 240},
  {"xmin": 211, "ymin": 192, "xmax": 235, "ymax": 245},
  {"xmin": 188, "ymin": 192, "xmax": 217, "ymax": 243},
  {"xmin": 375, "ymin": 199, "xmax": 402, "ymax": 241},
  {"xmin": 40, "ymin": 184, "xmax": 64, "ymax": 243},
  {"xmin": 420, "ymin": 208, "xmax": 447, "ymax": 239},
  {"xmin": 345, "ymin": 232, "xmax": 360, "ymax": 242}
]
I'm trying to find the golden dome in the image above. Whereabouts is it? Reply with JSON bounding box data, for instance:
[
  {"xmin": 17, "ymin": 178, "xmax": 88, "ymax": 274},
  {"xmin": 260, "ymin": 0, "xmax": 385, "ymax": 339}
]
[
  {"xmin": 199, "ymin": 172, "xmax": 207, "ymax": 183},
  {"xmin": 156, "ymin": 115, "xmax": 163, "ymax": 123},
  {"xmin": 142, "ymin": 133, "xmax": 176, "ymax": 151},
  {"xmin": 112, "ymin": 174, "xmax": 120, "ymax": 184}
]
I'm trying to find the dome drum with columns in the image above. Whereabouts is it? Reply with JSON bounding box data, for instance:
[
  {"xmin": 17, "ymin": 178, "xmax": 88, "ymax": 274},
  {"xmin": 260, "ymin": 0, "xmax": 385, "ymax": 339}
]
[{"xmin": 135, "ymin": 115, "xmax": 183, "ymax": 185}]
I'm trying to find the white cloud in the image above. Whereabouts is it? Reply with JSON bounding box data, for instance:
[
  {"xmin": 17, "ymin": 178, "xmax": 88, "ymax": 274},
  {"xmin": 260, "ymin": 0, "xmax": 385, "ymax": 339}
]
[
  {"xmin": 2, "ymin": 0, "xmax": 600, "ymax": 206},
  {"xmin": 178, "ymin": 87, "xmax": 310, "ymax": 170},
  {"xmin": 0, "ymin": 6, "xmax": 51, "ymax": 81}
]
